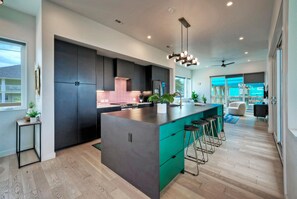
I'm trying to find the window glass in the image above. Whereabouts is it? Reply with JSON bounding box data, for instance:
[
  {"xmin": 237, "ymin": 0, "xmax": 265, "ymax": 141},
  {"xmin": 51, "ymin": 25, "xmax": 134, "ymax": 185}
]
[
  {"xmin": 0, "ymin": 38, "xmax": 25, "ymax": 109},
  {"xmin": 175, "ymin": 76, "xmax": 185, "ymax": 97},
  {"xmin": 175, "ymin": 76, "xmax": 191, "ymax": 98},
  {"xmin": 211, "ymin": 76, "xmax": 225, "ymax": 104}
]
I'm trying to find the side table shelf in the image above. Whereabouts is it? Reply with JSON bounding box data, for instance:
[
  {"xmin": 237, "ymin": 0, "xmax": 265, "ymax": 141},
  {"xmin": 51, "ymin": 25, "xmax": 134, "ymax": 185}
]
[{"xmin": 16, "ymin": 119, "xmax": 42, "ymax": 168}]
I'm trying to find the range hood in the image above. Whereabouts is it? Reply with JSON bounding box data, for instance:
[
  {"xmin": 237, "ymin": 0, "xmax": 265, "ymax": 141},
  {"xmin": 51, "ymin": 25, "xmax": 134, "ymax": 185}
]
[{"xmin": 114, "ymin": 58, "xmax": 134, "ymax": 79}]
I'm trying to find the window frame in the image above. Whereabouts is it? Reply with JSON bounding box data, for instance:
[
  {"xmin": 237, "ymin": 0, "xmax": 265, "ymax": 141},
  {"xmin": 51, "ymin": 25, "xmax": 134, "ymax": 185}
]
[{"xmin": 0, "ymin": 37, "xmax": 27, "ymax": 112}]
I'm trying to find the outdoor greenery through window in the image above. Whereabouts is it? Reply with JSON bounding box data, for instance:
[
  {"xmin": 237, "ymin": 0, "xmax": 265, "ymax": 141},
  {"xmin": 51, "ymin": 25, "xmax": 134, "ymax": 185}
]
[
  {"xmin": 0, "ymin": 38, "xmax": 26, "ymax": 109},
  {"xmin": 175, "ymin": 76, "xmax": 191, "ymax": 98}
]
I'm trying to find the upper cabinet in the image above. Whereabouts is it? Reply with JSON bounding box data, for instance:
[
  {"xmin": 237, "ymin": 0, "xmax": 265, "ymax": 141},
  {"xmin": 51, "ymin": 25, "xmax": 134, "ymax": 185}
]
[
  {"xmin": 114, "ymin": 59, "xmax": 134, "ymax": 79},
  {"xmin": 78, "ymin": 46, "xmax": 96, "ymax": 84},
  {"xmin": 54, "ymin": 39, "xmax": 96, "ymax": 84},
  {"xmin": 127, "ymin": 64, "xmax": 146, "ymax": 91},
  {"xmin": 96, "ymin": 55, "xmax": 104, "ymax": 90},
  {"xmin": 54, "ymin": 40, "xmax": 78, "ymax": 83},
  {"xmin": 103, "ymin": 57, "xmax": 115, "ymax": 91}
]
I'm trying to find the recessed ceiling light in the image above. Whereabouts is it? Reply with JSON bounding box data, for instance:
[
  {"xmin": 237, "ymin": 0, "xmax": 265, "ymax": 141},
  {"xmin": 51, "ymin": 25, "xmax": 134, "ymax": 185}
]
[
  {"xmin": 226, "ymin": 1, "xmax": 233, "ymax": 7},
  {"xmin": 115, "ymin": 19, "xmax": 123, "ymax": 24},
  {"xmin": 147, "ymin": 35, "xmax": 152, "ymax": 39},
  {"xmin": 168, "ymin": 7, "xmax": 176, "ymax": 14},
  {"xmin": 245, "ymin": 51, "xmax": 248, "ymax": 55},
  {"xmin": 239, "ymin": 36, "xmax": 244, "ymax": 40},
  {"xmin": 248, "ymin": 59, "xmax": 251, "ymax": 62}
]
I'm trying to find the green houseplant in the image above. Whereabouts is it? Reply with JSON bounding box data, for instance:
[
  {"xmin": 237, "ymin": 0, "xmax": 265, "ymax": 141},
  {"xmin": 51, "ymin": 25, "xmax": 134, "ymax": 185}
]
[
  {"xmin": 148, "ymin": 93, "xmax": 175, "ymax": 113},
  {"xmin": 202, "ymin": 95, "xmax": 207, "ymax": 104},
  {"xmin": 26, "ymin": 102, "xmax": 40, "ymax": 122},
  {"xmin": 191, "ymin": 91, "xmax": 199, "ymax": 102}
]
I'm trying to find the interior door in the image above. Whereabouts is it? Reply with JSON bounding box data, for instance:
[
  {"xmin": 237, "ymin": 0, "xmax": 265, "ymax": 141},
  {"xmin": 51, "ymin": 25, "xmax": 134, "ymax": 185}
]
[{"xmin": 271, "ymin": 39, "xmax": 283, "ymax": 151}]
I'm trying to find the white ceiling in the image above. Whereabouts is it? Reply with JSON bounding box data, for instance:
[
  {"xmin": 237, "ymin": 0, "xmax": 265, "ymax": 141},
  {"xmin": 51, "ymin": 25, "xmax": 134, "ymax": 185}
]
[
  {"xmin": 3, "ymin": 0, "xmax": 39, "ymax": 16},
  {"xmin": 3, "ymin": 0, "xmax": 275, "ymax": 70}
]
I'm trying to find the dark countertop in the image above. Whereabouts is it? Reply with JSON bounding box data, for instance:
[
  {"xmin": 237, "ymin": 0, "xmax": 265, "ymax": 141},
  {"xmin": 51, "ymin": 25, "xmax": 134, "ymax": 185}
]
[{"xmin": 102, "ymin": 103, "xmax": 222, "ymax": 125}]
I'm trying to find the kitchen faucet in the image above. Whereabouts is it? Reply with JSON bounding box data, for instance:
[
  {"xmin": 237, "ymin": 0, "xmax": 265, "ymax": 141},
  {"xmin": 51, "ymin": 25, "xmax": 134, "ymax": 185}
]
[{"xmin": 173, "ymin": 92, "xmax": 182, "ymax": 108}]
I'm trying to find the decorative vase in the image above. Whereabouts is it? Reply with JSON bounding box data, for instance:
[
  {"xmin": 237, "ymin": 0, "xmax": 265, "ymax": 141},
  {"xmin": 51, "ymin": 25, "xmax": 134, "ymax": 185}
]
[
  {"xmin": 30, "ymin": 117, "xmax": 37, "ymax": 123},
  {"xmin": 157, "ymin": 103, "xmax": 167, "ymax": 113}
]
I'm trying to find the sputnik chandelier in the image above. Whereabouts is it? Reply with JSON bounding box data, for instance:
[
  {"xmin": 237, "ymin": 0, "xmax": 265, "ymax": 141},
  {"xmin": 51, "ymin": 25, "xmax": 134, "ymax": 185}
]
[{"xmin": 167, "ymin": 17, "xmax": 199, "ymax": 67}]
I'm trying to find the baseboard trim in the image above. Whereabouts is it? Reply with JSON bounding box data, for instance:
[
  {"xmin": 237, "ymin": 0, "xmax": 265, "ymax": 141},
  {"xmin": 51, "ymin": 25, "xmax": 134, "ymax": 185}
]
[{"xmin": 42, "ymin": 152, "xmax": 56, "ymax": 161}]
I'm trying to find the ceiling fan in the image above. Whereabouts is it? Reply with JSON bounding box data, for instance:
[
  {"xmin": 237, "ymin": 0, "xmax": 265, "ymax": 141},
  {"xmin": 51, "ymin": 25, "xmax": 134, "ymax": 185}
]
[{"xmin": 212, "ymin": 60, "xmax": 235, "ymax": 67}]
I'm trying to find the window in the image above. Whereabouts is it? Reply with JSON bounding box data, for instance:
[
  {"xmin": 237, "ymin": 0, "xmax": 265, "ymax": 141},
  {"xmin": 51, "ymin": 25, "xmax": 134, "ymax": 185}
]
[
  {"xmin": 210, "ymin": 73, "xmax": 265, "ymax": 111},
  {"xmin": 0, "ymin": 38, "xmax": 26, "ymax": 110},
  {"xmin": 175, "ymin": 76, "xmax": 191, "ymax": 98}
]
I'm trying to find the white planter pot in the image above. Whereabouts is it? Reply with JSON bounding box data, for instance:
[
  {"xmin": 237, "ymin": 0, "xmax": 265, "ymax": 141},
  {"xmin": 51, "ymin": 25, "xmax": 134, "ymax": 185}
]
[
  {"xmin": 157, "ymin": 103, "xmax": 167, "ymax": 114},
  {"xmin": 30, "ymin": 117, "xmax": 37, "ymax": 123}
]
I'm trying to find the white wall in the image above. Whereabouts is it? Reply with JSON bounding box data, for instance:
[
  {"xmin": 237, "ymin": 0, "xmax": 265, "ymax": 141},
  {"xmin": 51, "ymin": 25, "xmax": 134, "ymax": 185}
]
[
  {"xmin": 0, "ymin": 6, "xmax": 36, "ymax": 157},
  {"xmin": 40, "ymin": 0, "xmax": 176, "ymax": 160},
  {"xmin": 285, "ymin": 0, "xmax": 297, "ymax": 198},
  {"xmin": 191, "ymin": 61, "xmax": 266, "ymax": 102},
  {"xmin": 175, "ymin": 65, "xmax": 192, "ymax": 79}
]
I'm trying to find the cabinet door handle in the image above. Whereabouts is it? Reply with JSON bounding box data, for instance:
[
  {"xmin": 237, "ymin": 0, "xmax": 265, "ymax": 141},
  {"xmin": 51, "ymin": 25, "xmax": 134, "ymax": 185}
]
[
  {"xmin": 171, "ymin": 155, "xmax": 176, "ymax": 159},
  {"xmin": 171, "ymin": 133, "xmax": 176, "ymax": 136}
]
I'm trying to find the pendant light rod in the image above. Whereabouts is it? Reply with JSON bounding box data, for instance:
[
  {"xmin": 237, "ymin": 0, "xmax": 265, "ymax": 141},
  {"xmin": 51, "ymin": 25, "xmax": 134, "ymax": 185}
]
[
  {"xmin": 187, "ymin": 28, "xmax": 189, "ymax": 52},
  {"xmin": 181, "ymin": 23, "xmax": 183, "ymax": 52}
]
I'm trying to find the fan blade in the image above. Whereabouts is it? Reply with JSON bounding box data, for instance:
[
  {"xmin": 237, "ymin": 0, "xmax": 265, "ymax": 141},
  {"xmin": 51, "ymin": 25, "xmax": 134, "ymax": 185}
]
[
  {"xmin": 211, "ymin": 64, "xmax": 221, "ymax": 67},
  {"xmin": 225, "ymin": 62, "xmax": 235, "ymax": 65}
]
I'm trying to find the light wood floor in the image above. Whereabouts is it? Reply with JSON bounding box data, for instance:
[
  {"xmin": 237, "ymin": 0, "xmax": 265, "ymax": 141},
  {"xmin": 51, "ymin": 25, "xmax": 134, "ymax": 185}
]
[{"xmin": 0, "ymin": 115, "xmax": 284, "ymax": 199}]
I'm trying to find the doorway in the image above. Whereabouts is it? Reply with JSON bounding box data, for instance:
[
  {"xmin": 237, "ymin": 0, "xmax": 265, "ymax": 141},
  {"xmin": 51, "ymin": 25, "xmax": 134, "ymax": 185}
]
[{"xmin": 271, "ymin": 37, "xmax": 283, "ymax": 157}]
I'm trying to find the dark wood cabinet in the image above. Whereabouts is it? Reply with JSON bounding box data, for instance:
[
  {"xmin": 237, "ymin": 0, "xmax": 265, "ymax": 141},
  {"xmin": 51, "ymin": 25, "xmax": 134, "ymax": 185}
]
[
  {"xmin": 96, "ymin": 55, "xmax": 104, "ymax": 90},
  {"xmin": 115, "ymin": 59, "xmax": 134, "ymax": 79},
  {"xmin": 97, "ymin": 106, "xmax": 121, "ymax": 138},
  {"xmin": 78, "ymin": 46, "xmax": 96, "ymax": 84},
  {"xmin": 54, "ymin": 82, "xmax": 78, "ymax": 150},
  {"xmin": 54, "ymin": 40, "xmax": 78, "ymax": 83},
  {"xmin": 54, "ymin": 39, "xmax": 97, "ymax": 151},
  {"xmin": 78, "ymin": 84, "xmax": 97, "ymax": 142},
  {"xmin": 145, "ymin": 65, "xmax": 170, "ymax": 93},
  {"xmin": 103, "ymin": 57, "xmax": 115, "ymax": 91},
  {"xmin": 127, "ymin": 64, "xmax": 146, "ymax": 91}
]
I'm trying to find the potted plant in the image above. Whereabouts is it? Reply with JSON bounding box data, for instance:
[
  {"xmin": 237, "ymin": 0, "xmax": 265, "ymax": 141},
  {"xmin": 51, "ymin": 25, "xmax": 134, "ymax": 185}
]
[
  {"xmin": 27, "ymin": 110, "xmax": 40, "ymax": 123},
  {"xmin": 27, "ymin": 102, "xmax": 40, "ymax": 123},
  {"xmin": 148, "ymin": 93, "xmax": 175, "ymax": 113},
  {"xmin": 202, "ymin": 95, "xmax": 207, "ymax": 104},
  {"xmin": 191, "ymin": 91, "xmax": 199, "ymax": 102}
]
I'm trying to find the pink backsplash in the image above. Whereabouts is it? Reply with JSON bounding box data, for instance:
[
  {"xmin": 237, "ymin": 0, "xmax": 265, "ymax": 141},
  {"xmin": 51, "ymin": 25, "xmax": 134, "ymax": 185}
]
[{"xmin": 97, "ymin": 79, "xmax": 140, "ymax": 105}]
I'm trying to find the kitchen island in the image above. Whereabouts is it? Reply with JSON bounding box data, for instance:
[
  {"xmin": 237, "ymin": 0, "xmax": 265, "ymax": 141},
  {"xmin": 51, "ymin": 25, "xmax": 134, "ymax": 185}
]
[{"xmin": 101, "ymin": 104, "xmax": 223, "ymax": 199}]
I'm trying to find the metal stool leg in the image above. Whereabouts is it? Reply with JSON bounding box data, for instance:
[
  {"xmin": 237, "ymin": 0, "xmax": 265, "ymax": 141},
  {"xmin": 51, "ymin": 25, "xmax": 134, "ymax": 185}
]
[{"xmin": 185, "ymin": 130, "xmax": 206, "ymax": 164}]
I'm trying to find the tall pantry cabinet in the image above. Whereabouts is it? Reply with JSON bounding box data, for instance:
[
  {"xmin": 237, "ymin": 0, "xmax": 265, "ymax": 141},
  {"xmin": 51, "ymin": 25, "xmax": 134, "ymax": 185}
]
[{"xmin": 54, "ymin": 39, "xmax": 97, "ymax": 150}]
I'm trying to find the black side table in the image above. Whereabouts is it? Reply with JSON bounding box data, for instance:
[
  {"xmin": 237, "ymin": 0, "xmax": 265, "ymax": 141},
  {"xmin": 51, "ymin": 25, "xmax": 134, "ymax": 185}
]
[{"xmin": 16, "ymin": 119, "xmax": 42, "ymax": 168}]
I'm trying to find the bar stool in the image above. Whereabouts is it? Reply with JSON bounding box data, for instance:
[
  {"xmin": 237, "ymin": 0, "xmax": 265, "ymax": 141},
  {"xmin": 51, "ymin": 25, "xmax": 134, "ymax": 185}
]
[
  {"xmin": 203, "ymin": 117, "xmax": 222, "ymax": 147},
  {"xmin": 192, "ymin": 120, "xmax": 215, "ymax": 161},
  {"xmin": 212, "ymin": 115, "xmax": 226, "ymax": 141},
  {"xmin": 184, "ymin": 125, "xmax": 203, "ymax": 176}
]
